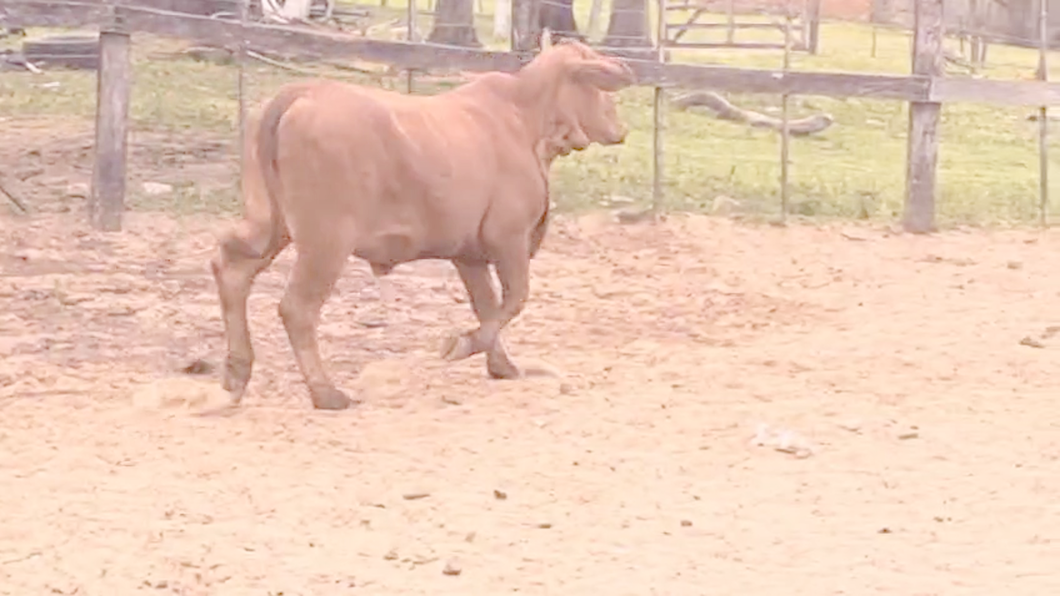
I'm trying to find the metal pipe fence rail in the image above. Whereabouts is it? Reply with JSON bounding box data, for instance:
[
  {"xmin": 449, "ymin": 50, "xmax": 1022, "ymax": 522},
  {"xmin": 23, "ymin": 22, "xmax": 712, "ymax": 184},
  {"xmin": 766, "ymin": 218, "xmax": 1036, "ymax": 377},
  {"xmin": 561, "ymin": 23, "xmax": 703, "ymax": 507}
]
[{"xmin": 3, "ymin": 0, "xmax": 1060, "ymax": 232}]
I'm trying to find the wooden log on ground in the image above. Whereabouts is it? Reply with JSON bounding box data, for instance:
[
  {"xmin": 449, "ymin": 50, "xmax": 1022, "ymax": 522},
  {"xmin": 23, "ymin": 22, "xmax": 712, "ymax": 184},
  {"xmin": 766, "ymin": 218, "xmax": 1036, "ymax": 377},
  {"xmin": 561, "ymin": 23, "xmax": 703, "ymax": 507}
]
[{"xmin": 672, "ymin": 91, "xmax": 834, "ymax": 136}]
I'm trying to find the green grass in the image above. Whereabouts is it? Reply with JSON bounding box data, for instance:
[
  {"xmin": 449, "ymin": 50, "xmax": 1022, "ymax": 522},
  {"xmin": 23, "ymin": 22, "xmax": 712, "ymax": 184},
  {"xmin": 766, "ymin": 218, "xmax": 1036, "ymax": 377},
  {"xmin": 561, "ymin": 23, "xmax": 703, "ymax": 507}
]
[{"xmin": 3, "ymin": 4, "xmax": 1060, "ymax": 226}]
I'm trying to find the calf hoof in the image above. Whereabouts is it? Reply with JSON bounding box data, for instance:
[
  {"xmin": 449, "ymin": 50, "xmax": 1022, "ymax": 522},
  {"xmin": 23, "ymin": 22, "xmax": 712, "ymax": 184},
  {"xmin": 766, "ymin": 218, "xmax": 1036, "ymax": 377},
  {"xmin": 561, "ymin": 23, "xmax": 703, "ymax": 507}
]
[
  {"xmin": 487, "ymin": 356, "xmax": 524, "ymax": 380},
  {"xmin": 310, "ymin": 386, "xmax": 356, "ymax": 411},
  {"xmin": 222, "ymin": 357, "xmax": 252, "ymax": 402},
  {"xmin": 440, "ymin": 332, "xmax": 476, "ymax": 361},
  {"xmin": 225, "ymin": 387, "xmax": 247, "ymax": 407}
]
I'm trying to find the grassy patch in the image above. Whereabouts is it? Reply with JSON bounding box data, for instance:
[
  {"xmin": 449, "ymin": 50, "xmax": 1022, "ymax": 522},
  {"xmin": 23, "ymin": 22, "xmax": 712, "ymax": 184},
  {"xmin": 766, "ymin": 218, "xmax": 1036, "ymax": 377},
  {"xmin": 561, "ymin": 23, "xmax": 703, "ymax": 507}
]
[{"xmin": 2, "ymin": 8, "xmax": 1059, "ymax": 226}]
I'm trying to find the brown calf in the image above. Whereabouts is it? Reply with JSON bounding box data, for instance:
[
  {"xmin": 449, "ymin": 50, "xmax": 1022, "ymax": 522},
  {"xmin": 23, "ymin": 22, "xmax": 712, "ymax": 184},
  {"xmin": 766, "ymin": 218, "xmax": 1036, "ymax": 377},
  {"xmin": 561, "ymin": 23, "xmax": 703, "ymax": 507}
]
[{"xmin": 210, "ymin": 38, "xmax": 636, "ymax": 409}]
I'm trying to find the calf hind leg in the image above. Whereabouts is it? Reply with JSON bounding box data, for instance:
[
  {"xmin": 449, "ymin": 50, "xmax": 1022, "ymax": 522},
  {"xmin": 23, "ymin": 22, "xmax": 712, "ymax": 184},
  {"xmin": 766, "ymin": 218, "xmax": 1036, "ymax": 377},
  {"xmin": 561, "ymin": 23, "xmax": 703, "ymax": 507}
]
[
  {"xmin": 210, "ymin": 223, "xmax": 290, "ymax": 404},
  {"xmin": 278, "ymin": 246, "xmax": 355, "ymax": 410}
]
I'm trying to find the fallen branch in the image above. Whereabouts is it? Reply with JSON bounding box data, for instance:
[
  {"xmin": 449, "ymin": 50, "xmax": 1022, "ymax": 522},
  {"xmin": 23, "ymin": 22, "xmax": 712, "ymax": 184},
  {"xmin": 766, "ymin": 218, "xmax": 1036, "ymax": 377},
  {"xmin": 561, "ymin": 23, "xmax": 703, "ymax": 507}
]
[
  {"xmin": 0, "ymin": 50, "xmax": 41, "ymax": 73},
  {"xmin": 943, "ymin": 48, "xmax": 976, "ymax": 74},
  {"xmin": 671, "ymin": 91, "xmax": 834, "ymax": 136},
  {"xmin": 1026, "ymin": 111, "xmax": 1060, "ymax": 122},
  {"xmin": 1, "ymin": 551, "xmax": 42, "ymax": 565},
  {"xmin": 0, "ymin": 178, "xmax": 27, "ymax": 213}
]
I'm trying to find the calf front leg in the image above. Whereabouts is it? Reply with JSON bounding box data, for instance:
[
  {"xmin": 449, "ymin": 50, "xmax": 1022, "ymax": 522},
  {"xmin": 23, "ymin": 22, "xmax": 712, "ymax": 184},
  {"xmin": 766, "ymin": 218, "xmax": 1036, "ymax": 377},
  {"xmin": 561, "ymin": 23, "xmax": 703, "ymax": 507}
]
[
  {"xmin": 444, "ymin": 260, "xmax": 522, "ymax": 379},
  {"xmin": 441, "ymin": 250, "xmax": 530, "ymax": 377}
]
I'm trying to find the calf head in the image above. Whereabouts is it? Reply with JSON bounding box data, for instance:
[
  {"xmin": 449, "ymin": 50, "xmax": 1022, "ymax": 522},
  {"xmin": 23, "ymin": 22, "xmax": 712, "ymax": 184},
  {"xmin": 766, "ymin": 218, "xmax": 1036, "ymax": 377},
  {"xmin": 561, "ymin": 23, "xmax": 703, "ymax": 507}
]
[{"xmin": 535, "ymin": 33, "xmax": 637, "ymax": 159}]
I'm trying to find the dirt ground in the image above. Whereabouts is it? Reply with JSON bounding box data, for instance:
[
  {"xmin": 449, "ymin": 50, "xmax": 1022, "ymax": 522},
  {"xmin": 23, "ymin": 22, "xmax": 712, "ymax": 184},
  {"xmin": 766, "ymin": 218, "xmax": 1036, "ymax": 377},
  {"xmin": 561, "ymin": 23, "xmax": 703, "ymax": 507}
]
[
  {"xmin": 2, "ymin": 200, "xmax": 1060, "ymax": 595},
  {"xmin": 0, "ymin": 117, "xmax": 235, "ymax": 214}
]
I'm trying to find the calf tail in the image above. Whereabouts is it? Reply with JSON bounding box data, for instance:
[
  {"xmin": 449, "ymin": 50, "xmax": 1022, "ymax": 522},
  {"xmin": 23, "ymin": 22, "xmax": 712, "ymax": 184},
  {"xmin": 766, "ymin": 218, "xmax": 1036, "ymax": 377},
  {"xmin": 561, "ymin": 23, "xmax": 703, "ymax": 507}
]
[{"xmin": 254, "ymin": 82, "xmax": 314, "ymax": 253}]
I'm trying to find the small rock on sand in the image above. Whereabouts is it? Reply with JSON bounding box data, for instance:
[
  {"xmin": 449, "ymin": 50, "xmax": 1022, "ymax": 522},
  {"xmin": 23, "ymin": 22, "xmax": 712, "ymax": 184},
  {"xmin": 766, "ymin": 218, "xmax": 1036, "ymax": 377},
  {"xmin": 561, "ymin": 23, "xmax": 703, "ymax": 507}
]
[
  {"xmin": 711, "ymin": 195, "xmax": 739, "ymax": 216},
  {"xmin": 142, "ymin": 182, "xmax": 174, "ymax": 196},
  {"xmin": 352, "ymin": 358, "xmax": 411, "ymax": 404},
  {"xmin": 65, "ymin": 182, "xmax": 89, "ymax": 198}
]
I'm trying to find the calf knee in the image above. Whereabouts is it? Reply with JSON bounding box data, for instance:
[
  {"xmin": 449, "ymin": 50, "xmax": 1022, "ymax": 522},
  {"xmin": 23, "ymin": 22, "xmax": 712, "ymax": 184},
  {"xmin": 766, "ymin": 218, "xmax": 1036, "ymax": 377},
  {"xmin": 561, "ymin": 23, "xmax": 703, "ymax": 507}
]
[
  {"xmin": 221, "ymin": 233, "xmax": 265, "ymax": 262},
  {"xmin": 211, "ymin": 234, "xmax": 255, "ymax": 280}
]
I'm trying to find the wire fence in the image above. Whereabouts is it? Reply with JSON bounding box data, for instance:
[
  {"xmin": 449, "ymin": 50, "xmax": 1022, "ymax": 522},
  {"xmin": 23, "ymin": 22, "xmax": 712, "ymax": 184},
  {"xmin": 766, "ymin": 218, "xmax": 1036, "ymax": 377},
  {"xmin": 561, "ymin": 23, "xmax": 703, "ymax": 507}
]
[{"xmin": 2, "ymin": 0, "xmax": 1059, "ymax": 226}]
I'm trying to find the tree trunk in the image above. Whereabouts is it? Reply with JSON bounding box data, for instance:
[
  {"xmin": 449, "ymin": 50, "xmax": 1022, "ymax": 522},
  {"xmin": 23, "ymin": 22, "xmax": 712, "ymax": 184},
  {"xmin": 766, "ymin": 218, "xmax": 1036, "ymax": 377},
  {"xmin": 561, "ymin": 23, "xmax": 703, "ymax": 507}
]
[
  {"xmin": 280, "ymin": 0, "xmax": 312, "ymax": 20},
  {"xmin": 540, "ymin": 0, "xmax": 585, "ymax": 42},
  {"xmin": 1006, "ymin": 0, "xmax": 1036, "ymax": 42},
  {"xmin": 871, "ymin": 0, "xmax": 895, "ymax": 24},
  {"xmin": 494, "ymin": 0, "xmax": 512, "ymax": 40},
  {"xmin": 512, "ymin": 0, "xmax": 541, "ymax": 51},
  {"xmin": 586, "ymin": 0, "xmax": 605, "ymax": 39},
  {"xmin": 427, "ymin": 0, "xmax": 483, "ymax": 47},
  {"xmin": 602, "ymin": 0, "xmax": 651, "ymax": 47}
]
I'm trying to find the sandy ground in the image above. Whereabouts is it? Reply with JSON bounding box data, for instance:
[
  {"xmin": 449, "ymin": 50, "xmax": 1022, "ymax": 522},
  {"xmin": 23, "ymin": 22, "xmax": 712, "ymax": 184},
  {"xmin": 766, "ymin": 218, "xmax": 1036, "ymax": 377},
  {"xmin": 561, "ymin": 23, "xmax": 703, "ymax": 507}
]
[{"xmin": 1, "ymin": 206, "xmax": 1059, "ymax": 595}]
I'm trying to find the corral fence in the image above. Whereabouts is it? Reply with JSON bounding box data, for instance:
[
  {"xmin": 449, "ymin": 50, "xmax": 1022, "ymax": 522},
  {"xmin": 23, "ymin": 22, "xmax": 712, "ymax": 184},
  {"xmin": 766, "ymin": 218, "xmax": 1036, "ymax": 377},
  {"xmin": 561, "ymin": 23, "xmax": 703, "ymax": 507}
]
[{"xmin": 3, "ymin": 0, "xmax": 1060, "ymax": 232}]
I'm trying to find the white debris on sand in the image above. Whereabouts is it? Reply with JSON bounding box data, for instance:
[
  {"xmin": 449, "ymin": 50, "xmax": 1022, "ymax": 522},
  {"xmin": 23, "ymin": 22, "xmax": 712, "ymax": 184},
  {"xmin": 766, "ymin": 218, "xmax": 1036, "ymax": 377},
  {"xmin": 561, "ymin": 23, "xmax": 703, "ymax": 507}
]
[{"xmin": 750, "ymin": 423, "xmax": 815, "ymax": 459}]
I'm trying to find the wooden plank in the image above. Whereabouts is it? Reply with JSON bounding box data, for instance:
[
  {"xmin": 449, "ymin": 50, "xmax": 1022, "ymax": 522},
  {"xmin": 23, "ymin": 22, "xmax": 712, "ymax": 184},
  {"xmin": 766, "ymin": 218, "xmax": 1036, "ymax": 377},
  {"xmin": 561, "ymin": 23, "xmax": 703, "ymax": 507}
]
[
  {"xmin": 10, "ymin": 1, "xmax": 1060, "ymax": 107},
  {"xmin": 628, "ymin": 60, "xmax": 932, "ymax": 100},
  {"xmin": 932, "ymin": 78, "xmax": 1060, "ymax": 105},
  {"xmin": 903, "ymin": 0, "xmax": 944, "ymax": 234},
  {"xmin": 90, "ymin": 28, "xmax": 132, "ymax": 232},
  {"xmin": 665, "ymin": 22, "xmax": 785, "ymax": 30},
  {"xmin": 4, "ymin": 0, "xmax": 112, "ymax": 27},
  {"xmin": 665, "ymin": 41, "xmax": 789, "ymax": 49},
  {"xmin": 9, "ymin": 1, "xmax": 527, "ymax": 70}
]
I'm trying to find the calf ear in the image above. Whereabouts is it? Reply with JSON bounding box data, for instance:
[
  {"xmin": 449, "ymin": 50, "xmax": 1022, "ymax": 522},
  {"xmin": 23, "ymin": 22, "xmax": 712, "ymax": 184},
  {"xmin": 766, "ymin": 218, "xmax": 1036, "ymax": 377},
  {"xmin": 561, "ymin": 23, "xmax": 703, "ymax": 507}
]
[{"xmin": 572, "ymin": 58, "xmax": 636, "ymax": 91}]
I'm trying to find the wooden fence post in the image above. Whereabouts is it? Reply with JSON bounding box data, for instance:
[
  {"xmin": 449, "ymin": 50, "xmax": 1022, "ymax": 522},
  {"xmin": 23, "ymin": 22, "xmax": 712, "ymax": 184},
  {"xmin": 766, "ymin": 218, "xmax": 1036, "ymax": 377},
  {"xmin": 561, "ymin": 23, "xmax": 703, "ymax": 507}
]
[
  {"xmin": 804, "ymin": 0, "xmax": 821, "ymax": 54},
  {"xmin": 779, "ymin": 9, "xmax": 793, "ymax": 222},
  {"xmin": 90, "ymin": 23, "xmax": 132, "ymax": 232},
  {"xmin": 903, "ymin": 0, "xmax": 943, "ymax": 234},
  {"xmin": 237, "ymin": 0, "xmax": 248, "ymax": 204},
  {"xmin": 651, "ymin": 0, "xmax": 667, "ymax": 217},
  {"xmin": 1038, "ymin": 0, "xmax": 1049, "ymax": 227},
  {"xmin": 406, "ymin": 0, "xmax": 418, "ymax": 93}
]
